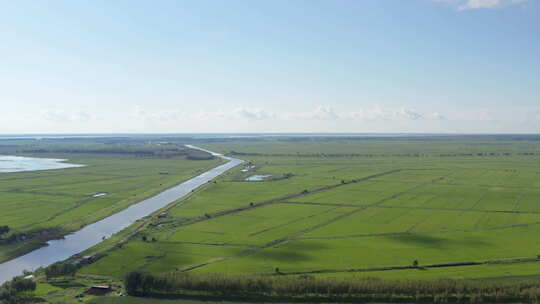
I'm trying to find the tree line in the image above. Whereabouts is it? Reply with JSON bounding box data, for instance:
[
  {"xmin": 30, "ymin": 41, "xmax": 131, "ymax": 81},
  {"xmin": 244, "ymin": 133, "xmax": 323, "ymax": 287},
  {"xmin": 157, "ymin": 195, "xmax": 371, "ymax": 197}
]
[
  {"xmin": 228, "ymin": 151, "xmax": 539, "ymax": 158},
  {"xmin": 0, "ymin": 227, "xmax": 62, "ymax": 246},
  {"xmin": 23, "ymin": 147, "xmax": 215, "ymax": 160},
  {"xmin": 44, "ymin": 262, "xmax": 78, "ymax": 279},
  {"xmin": 0, "ymin": 276, "xmax": 36, "ymax": 304},
  {"xmin": 124, "ymin": 271, "xmax": 540, "ymax": 303}
]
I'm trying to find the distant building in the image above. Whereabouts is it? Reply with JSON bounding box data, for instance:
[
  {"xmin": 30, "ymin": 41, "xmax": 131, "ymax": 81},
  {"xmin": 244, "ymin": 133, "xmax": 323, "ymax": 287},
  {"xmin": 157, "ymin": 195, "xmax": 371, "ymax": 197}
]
[{"xmin": 85, "ymin": 285, "xmax": 113, "ymax": 296}]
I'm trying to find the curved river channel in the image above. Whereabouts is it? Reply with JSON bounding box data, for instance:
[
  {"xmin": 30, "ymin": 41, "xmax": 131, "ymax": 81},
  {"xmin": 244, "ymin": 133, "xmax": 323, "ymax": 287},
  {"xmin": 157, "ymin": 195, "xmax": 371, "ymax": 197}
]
[{"xmin": 0, "ymin": 147, "xmax": 243, "ymax": 284}]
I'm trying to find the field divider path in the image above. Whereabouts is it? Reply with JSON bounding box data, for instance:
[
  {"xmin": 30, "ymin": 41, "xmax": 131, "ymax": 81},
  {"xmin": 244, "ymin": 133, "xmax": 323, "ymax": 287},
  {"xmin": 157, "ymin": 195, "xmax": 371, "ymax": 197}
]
[
  {"xmin": 264, "ymin": 256, "xmax": 540, "ymax": 276},
  {"xmin": 374, "ymin": 205, "xmax": 540, "ymax": 215},
  {"xmin": 281, "ymin": 176, "xmax": 446, "ymax": 240},
  {"xmin": 280, "ymin": 201, "xmax": 358, "ymax": 207},
  {"xmin": 462, "ymin": 193, "xmax": 487, "ymax": 216},
  {"xmin": 1, "ymin": 172, "xmax": 144, "ymax": 191},
  {"xmin": 164, "ymin": 169, "xmax": 404, "ymax": 232},
  {"xmin": 293, "ymin": 218, "xmax": 540, "ymax": 241},
  {"xmin": 3, "ymin": 189, "xmax": 84, "ymax": 198},
  {"xmin": 17, "ymin": 197, "xmax": 94, "ymax": 230},
  {"xmin": 283, "ymin": 202, "xmax": 540, "ymax": 215},
  {"xmin": 512, "ymin": 192, "xmax": 524, "ymax": 211},
  {"xmin": 181, "ymin": 172, "xmax": 455, "ymax": 273},
  {"xmin": 248, "ymin": 206, "xmax": 344, "ymax": 238},
  {"xmin": 178, "ymin": 169, "xmax": 407, "ymax": 273},
  {"xmin": 157, "ymin": 241, "xmax": 258, "ymax": 248}
]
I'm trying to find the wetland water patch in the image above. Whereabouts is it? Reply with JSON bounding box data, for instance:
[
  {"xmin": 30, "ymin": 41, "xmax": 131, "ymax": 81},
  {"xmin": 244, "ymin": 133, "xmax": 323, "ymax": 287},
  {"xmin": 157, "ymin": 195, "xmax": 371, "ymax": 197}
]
[
  {"xmin": 0, "ymin": 155, "xmax": 83, "ymax": 173},
  {"xmin": 245, "ymin": 174, "xmax": 272, "ymax": 181},
  {"xmin": 92, "ymin": 192, "xmax": 108, "ymax": 198}
]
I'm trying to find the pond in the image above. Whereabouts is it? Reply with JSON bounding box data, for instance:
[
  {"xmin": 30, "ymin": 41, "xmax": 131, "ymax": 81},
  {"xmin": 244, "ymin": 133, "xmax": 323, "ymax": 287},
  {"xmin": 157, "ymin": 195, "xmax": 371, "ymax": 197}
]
[
  {"xmin": 245, "ymin": 174, "xmax": 272, "ymax": 181},
  {"xmin": 0, "ymin": 155, "xmax": 83, "ymax": 173}
]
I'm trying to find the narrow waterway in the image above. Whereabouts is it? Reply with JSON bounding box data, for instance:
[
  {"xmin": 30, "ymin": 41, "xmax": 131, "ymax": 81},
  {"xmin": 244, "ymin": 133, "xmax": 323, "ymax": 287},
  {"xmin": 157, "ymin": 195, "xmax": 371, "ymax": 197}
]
[{"xmin": 0, "ymin": 147, "xmax": 242, "ymax": 284}]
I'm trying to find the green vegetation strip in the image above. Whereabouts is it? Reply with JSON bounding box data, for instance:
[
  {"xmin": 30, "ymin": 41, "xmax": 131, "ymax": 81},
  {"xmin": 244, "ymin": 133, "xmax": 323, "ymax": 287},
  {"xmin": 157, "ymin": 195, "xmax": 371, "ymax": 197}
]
[
  {"xmin": 265, "ymin": 257, "xmax": 540, "ymax": 276},
  {"xmin": 123, "ymin": 271, "xmax": 540, "ymax": 303},
  {"xmin": 72, "ymin": 139, "xmax": 540, "ymax": 282}
]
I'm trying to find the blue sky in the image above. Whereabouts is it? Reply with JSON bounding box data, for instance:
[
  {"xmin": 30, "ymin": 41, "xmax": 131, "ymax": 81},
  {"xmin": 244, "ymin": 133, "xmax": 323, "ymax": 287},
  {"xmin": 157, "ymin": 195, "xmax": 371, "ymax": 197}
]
[{"xmin": 1, "ymin": 0, "xmax": 539, "ymax": 133}]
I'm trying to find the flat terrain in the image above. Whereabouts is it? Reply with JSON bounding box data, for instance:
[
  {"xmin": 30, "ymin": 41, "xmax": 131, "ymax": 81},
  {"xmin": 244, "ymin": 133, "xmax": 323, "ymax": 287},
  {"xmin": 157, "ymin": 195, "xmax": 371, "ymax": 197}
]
[
  {"xmin": 0, "ymin": 139, "xmax": 220, "ymax": 262},
  {"xmin": 77, "ymin": 138, "xmax": 540, "ymax": 281}
]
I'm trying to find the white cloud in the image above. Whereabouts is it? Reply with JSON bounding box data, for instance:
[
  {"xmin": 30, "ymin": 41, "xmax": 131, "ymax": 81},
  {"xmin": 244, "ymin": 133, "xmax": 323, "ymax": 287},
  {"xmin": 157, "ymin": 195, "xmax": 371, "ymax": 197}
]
[
  {"xmin": 230, "ymin": 107, "xmax": 276, "ymax": 121},
  {"xmin": 287, "ymin": 106, "xmax": 340, "ymax": 120},
  {"xmin": 130, "ymin": 105, "xmax": 185, "ymax": 122},
  {"xmin": 128, "ymin": 105, "xmax": 432, "ymax": 123},
  {"xmin": 436, "ymin": 0, "xmax": 528, "ymax": 10},
  {"xmin": 132, "ymin": 106, "xmax": 275, "ymax": 122},
  {"xmin": 346, "ymin": 107, "xmax": 424, "ymax": 121},
  {"xmin": 427, "ymin": 112, "xmax": 446, "ymax": 120},
  {"xmin": 396, "ymin": 107, "xmax": 423, "ymax": 120},
  {"xmin": 42, "ymin": 110, "xmax": 96, "ymax": 123},
  {"xmin": 20, "ymin": 106, "xmax": 540, "ymax": 134}
]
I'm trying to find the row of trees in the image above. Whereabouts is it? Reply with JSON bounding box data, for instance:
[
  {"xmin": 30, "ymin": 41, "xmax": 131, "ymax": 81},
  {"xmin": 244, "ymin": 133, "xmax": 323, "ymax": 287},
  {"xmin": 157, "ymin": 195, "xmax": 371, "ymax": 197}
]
[
  {"xmin": 24, "ymin": 146, "xmax": 214, "ymax": 159},
  {"xmin": 0, "ymin": 234, "xmax": 27, "ymax": 245},
  {"xmin": 0, "ymin": 276, "xmax": 36, "ymax": 304},
  {"xmin": 228, "ymin": 151, "xmax": 536, "ymax": 158},
  {"xmin": 124, "ymin": 271, "xmax": 540, "ymax": 303},
  {"xmin": 0, "ymin": 226, "xmax": 20, "ymax": 247},
  {"xmin": 44, "ymin": 262, "xmax": 78, "ymax": 279}
]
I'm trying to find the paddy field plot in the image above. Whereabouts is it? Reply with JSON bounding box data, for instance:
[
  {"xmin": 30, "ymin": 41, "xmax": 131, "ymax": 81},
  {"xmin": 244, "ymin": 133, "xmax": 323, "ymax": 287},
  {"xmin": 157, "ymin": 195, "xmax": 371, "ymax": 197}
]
[
  {"xmin": 0, "ymin": 151, "xmax": 220, "ymax": 262},
  {"xmin": 77, "ymin": 140, "xmax": 540, "ymax": 279}
]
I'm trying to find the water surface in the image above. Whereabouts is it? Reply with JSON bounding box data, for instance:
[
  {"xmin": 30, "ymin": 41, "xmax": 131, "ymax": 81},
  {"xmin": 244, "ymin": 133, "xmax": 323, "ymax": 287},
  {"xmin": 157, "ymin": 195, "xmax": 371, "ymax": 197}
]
[
  {"xmin": 0, "ymin": 155, "xmax": 83, "ymax": 173},
  {"xmin": 246, "ymin": 174, "xmax": 272, "ymax": 181},
  {"xmin": 0, "ymin": 147, "xmax": 242, "ymax": 284}
]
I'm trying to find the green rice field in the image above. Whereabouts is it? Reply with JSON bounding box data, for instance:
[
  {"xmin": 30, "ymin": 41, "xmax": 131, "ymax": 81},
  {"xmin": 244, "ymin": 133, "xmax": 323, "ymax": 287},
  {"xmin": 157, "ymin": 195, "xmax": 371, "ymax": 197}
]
[
  {"xmin": 0, "ymin": 140, "xmax": 221, "ymax": 263},
  {"xmin": 77, "ymin": 137, "xmax": 540, "ymax": 281}
]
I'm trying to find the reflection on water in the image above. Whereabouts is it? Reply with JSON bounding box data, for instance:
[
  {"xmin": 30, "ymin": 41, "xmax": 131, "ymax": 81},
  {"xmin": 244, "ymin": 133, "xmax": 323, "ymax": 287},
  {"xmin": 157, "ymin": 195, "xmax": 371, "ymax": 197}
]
[
  {"xmin": 246, "ymin": 174, "xmax": 272, "ymax": 181},
  {"xmin": 0, "ymin": 147, "xmax": 243, "ymax": 284},
  {"xmin": 0, "ymin": 156, "xmax": 83, "ymax": 173}
]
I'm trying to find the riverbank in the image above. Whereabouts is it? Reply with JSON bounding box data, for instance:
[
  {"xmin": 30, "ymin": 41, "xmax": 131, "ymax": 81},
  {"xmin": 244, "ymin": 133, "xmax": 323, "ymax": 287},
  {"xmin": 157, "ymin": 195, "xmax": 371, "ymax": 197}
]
[
  {"xmin": 0, "ymin": 147, "xmax": 242, "ymax": 284},
  {"xmin": 0, "ymin": 157, "xmax": 224, "ymax": 265}
]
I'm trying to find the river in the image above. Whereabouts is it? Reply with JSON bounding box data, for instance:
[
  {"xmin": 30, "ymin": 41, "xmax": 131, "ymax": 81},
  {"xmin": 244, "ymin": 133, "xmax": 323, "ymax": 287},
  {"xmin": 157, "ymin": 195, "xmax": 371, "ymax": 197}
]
[{"xmin": 0, "ymin": 147, "xmax": 242, "ymax": 284}]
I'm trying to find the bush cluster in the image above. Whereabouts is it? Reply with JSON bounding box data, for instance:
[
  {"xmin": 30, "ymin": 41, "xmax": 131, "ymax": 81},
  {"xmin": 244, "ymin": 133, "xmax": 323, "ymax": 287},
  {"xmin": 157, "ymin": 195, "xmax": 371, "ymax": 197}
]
[
  {"xmin": 0, "ymin": 276, "xmax": 36, "ymax": 304},
  {"xmin": 44, "ymin": 262, "xmax": 78, "ymax": 279}
]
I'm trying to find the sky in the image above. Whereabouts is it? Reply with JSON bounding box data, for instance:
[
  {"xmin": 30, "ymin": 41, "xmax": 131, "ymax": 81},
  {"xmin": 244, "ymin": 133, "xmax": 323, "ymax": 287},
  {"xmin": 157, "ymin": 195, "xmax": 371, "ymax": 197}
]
[{"xmin": 1, "ymin": 0, "xmax": 539, "ymax": 134}]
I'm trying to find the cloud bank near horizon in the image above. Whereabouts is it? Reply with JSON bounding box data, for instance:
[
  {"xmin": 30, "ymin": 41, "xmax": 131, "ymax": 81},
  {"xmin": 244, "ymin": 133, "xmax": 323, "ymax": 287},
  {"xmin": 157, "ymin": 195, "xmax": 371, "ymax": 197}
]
[
  {"xmin": 124, "ymin": 106, "xmax": 442, "ymax": 123},
  {"xmin": 437, "ymin": 0, "xmax": 529, "ymax": 10},
  {"xmin": 0, "ymin": 105, "xmax": 533, "ymax": 134}
]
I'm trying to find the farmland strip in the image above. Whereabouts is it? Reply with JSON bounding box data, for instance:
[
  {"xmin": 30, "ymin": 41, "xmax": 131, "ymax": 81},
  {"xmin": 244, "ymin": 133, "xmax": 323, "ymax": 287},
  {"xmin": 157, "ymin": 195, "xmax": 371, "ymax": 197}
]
[
  {"xmin": 267, "ymin": 257, "xmax": 540, "ymax": 276},
  {"xmin": 284, "ymin": 202, "xmax": 540, "ymax": 215}
]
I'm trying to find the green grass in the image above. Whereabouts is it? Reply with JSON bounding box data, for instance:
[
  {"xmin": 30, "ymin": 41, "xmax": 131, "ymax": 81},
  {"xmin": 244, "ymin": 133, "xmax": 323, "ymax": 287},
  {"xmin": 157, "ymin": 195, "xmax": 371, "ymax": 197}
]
[
  {"xmin": 0, "ymin": 154, "xmax": 219, "ymax": 231},
  {"xmin": 34, "ymin": 283, "xmax": 63, "ymax": 296},
  {"xmin": 0, "ymin": 144, "xmax": 221, "ymax": 262},
  {"xmin": 77, "ymin": 139, "xmax": 540, "ymax": 281}
]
